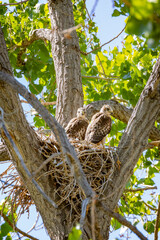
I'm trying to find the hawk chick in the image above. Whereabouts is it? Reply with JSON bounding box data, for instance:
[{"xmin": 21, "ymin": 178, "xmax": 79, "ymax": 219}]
[
  {"xmin": 85, "ymin": 105, "xmax": 113, "ymax": 146},
  {"xmin": 65, "ymin": 108, "xmax": 89, "ymax": 140}
]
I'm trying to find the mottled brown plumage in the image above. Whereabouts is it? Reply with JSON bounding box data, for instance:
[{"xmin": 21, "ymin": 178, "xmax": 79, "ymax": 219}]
[
  {"xmin": 85, "ymin": 105, "xmax": 113, "ymax": 146},
  {"xmin": 65, "ymin": 108, "xmax": 89, "ymax": 140}
]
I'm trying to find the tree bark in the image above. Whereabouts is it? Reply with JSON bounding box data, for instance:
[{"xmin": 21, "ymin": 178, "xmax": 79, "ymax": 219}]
[{"xmin": 48, "ymin": 0, "xmax": 83, "ymax": 127}]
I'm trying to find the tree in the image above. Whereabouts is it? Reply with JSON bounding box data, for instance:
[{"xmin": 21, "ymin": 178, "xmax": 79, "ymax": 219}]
[{"xmin": 0, "ymin": 0, "xmax": 160, "ymax": 240}]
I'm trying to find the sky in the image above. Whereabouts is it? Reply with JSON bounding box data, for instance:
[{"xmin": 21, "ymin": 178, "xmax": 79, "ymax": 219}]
[{"xmin": 0, "ymin": 0, "xmax": 158, "ymax": 240}]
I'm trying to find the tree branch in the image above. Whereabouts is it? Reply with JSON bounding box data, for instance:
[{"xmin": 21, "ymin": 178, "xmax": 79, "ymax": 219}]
[
  {"xmin": 0, "ymin": 211, "xmax": 38, "ymax": 240},
  {"xmin": 83, "ymin": 100, "xmax": 160, "ymax": 141},
  {"xmin": 154, "ymin": 199, "xmax": 160, "ymax": 240},
  {"xmin": 125, "ymin": 186, "xmax": 157, "ymax": 192},
  {"xmin": 143, "ymin": 201, "xmax": 158, "ymax": 211},
  {"xmin": 81, "ymin": 25, "xmax": 126, "ymax": 55},
  {"xmin": 101, "ymin": 203, "xmax": 148, "ymax": 240},
  {"xmin": 0, "ymin": 0, "xmax": 29, "ymax": 6},
  {"xmin": 9, "ymin": 29, "xmax": 53, "ymax": 52},
  {"xmin": 21, "ymin": 99, "xmax": 56, "ymax": 106},
  {"xmin": 0, "ymin": 71, "xmax": 94, "ymax": 199}
]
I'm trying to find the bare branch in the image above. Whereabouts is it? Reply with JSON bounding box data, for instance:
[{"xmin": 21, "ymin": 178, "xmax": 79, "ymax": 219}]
[
  {"xmin": 0, "ymin": 0, "xmax": 29, "ymax": 6},
  {"xmin": 60, "ymin": 23, "xmax": 81, "ymax": 38},
  {"xmin": 147, "ymin": 140, "xmax": 160, "ymax": 147},
  {"xmin": 0, "ymin": 211, "xmax": 38, "ymax": 240},
  {"xmin": 0, "ymin": 71, "xmax": 94, "ymax": 199},
  {"xmin": 81, "ymin": 26, "xmax": 126, "ymax": 56},
  {"xmin": 143, "ymin": 201, "xmax": 158, "ymax": 211},
  {"xmin": 21, "ymin": 99, "xmax": 56, "ymax": 106},
  {"xmin": 125, "ymin": 186, "xmax": 157, "ymax": 192},
  {"xmin": 154, "ymin": 199, "xmax": 160, "ymax": 240},
  {"xmin": 101, "ymin": 203, "xmax": 148, "ymax": 240}
]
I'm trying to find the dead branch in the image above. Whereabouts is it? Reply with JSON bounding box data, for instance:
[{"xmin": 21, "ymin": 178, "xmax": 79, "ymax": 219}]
[
  {"xmin": 61, "ymin": 24, "xmax": 81, "ymax": 34},
  {"xmin": 21, "ymin": 99, "xmax": 56, "ymax": 106},
  {"xmin": 154, "ymin": 199, "xmax": 160, "ymax": 240},
  {"xmin": 101, "ymin": 203, "xmax": 148, "ymax": 240},
  {"xmin": 0, "ymin": 211, "xmax": 38, "ymax": 240}
]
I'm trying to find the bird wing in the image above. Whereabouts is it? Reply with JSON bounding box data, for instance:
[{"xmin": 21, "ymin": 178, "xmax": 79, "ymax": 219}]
[
  {"xmin": 85, "ymin": 113, "xmax": 112, "ymax": 143},
  {"xmin": 65, "ymin": 117, "xmax": 89, "ymax": 140}
]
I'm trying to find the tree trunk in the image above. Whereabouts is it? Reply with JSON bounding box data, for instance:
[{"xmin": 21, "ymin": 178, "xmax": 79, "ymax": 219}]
[{"xmin": 48, "ymin": 0, "xmax": 83, "ymax": 127}]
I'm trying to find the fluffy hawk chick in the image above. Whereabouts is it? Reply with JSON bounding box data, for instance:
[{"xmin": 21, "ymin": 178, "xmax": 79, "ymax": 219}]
[
  {"xmin": 65, "ymin": 107, "xmax": 89, "ymax": 140},
  {"xmin": 85, "ymin": 105, "xmax": 113, "ymax": 147}
]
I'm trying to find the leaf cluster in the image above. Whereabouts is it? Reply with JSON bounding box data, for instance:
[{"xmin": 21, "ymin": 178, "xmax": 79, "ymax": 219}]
[{"xmin": 113, "ymin": 0, "xmax": 160, "ymax": 47}]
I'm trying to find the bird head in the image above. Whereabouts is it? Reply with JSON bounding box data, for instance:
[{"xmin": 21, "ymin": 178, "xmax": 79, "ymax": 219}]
[
  {"xmin": 100, "ymin": 105, "xmax": 113, "ymax": 116},
  {"xmin": 77, "ymin": 107, "xmax": 86, "ymax": 118}
]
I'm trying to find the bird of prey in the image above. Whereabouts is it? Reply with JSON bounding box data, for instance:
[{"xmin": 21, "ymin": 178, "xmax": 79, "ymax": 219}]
[
  {"xmin": 85, "ymin": 105, "xmax": 113, "ymax": 147},
  {"xmin": 65, "ymin": 107, "xmax": 89, "ymax": 140}
]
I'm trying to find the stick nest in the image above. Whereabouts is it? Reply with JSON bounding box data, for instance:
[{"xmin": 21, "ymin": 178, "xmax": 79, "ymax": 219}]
[{"xmin": 1, "ymin": 137, "xmax": 116, "ymax": 221}]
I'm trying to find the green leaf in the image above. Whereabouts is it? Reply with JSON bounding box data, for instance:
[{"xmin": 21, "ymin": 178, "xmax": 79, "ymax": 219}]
[
  {"xmin": 33, "ymin": 116, "xmax": 46, "ymax": 128},
  {"xmin": 111, "ymin": 218, "xmax": 122, "ymax": 230},
  {"xmin": 68, "ymin": 226, "xmax": 82, "ymax": 240},
  {"xmin": 144, "ymin": 178, "xmax": 155, "ymax": 186},
  {"xmin": 29, "ymin": 83, "xmax": 43, "ymax": 94},
  {"xmin": 112, "ymin": 9, "xmax": 121, "ymax": 17},
  {"xmin": 144, "ymin": 221, "xmax": 154, "ymax": 234},
  {"xmin": 38, "ymin": 44, "xmax": 50, "ymax": 62},
  {"xmin": 1, "ymin": 223, "xmax": 13, "ymax": 237}
]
